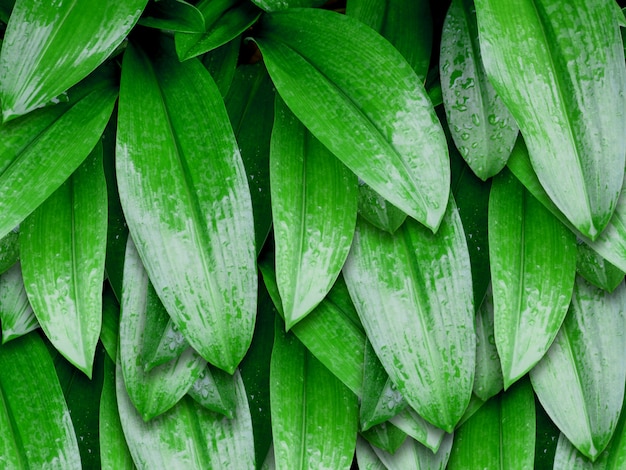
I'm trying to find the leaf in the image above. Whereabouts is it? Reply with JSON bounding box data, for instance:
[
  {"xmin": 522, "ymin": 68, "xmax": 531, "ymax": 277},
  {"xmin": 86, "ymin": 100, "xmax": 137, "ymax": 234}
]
[
  {"xmin": 143, "ymin": 320, "xmax": 189, "ymax": 371},
  {"xmin": 576, "ymin": 242, "xmax": 624, "ymax": 293},
  {"xmin": 100, "ymin": 286, "xmax": 120, "ymax": 365},
  {"xmin": 139, "ymin": 0, "xmax": 205, "ymax": 33},
  {"xmin": 119, "ymin": 237, "xmax": 207, "ymax": 421},
  {"xmin": 116, "ymin": 41, "xmax": 257, "ymax": 373},
  {"xmin": 488, "ymin": 168, "xmax": 577, "ymax": 387},
  {"xmin": 355, "ymin": 437, "xmax": 387, "ymax": 470},
  {"xmin": 202, "ymin": 37, "xmax": 240, "ymax": 97},
  {"xmin": 20, "ymin": 144, "xmax": 108, "ymax": 377},
  {"xmin": 356, "ymin": 183, "xmax": 407, "ymax": 234},
  {"xmin": 440, "ymin": 0, "xmax": 519, "ymax": 180},
  {"xmin": 373, "ymin": 434, "xmax": 454, "ymax": 470},
  {"xmin": 271, "ymin": 97, "xmax": 358, "ymax": 328},
  {"xmin": 530, "ymin": 277, "xmax": 626, "ymax": 460},
  {"xmin": 0, "ymin": 332, "xmax": 81, "ymax": 469},
  {"xmin": 117, "ymin": 362, "xmax": 255, "ymax": 469},
  {"xmin": 188, "ymin": 365, "xmax": 238, "ymax": 418},
  {"xmin": 474, "ymin": 0, "xmax": 626, "ymax": 239},
  {"xmin": 270, "ymin": 319, "xmax": 358, "ymax": 470},
  {"xmin": 0, "ymin": 228, "xmax": 18, "ymax": 274},
  {"xmin": 360, "ymin": 421, "xmax": 407, "ymax": 455},
  {"xmin": 343, "ymin": 197, "xmax": 475, "ymax": 432},
  {"xmin": 0, "ymin": 262, "xmax": 38, "ymax": 343},
  {"xmin": 0, "ymin": 0, "xmax": 145, "ymax": 120},
  {"xmin": 175, "ymin": 0, "xmax": 261, "ymax": 61},
  {"xmin": 346, "ymin": 0, "xmax": 433, "ymax": 81},
  {"xmin": 254, "ymin": 8, "xmax": 450, "ymax": 231},
  {"xmin": 389, "ymin": 408, "xmax": 448, "ymax": 453},
  {"xmin": 251, "ymin": 0, "xmax": 326, "ymax": 12},
  {"xmin": 447, "ymin": 379, "xmax": 535, "ymax": 468},
  {"xmin": 0, "ymin": 70, "xmax": 117, "ymax": 241}
]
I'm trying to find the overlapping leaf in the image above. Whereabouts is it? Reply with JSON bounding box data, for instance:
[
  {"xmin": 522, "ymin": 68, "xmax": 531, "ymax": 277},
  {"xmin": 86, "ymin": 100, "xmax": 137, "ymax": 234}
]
[
  {"xmin": 474, "ymin": 0, "xmax": 626, "ymax": 239},
  {"xmin": 116, "ymin": 41, "xmax": 257, "ymax": 373},
  {"xmin": 139, "ymin": 0, "xmax": 205, "ymax": 33},
  {"xmin": 0, "ymin": 228, "xmax": 18, "ymax": 274},
  {"xmin": 0, "ymin": 262, "xmax": 37, "ymax": 343},
  {"xmin": 254, "ymin": 8, "xmax": 449, "ymax": 231}
]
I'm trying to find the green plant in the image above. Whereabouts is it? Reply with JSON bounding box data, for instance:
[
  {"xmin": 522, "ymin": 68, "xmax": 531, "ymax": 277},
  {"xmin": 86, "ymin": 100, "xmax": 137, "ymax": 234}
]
[{"xmin": 1, "ymin": 0, "xmax": 626, "ymax": 468}]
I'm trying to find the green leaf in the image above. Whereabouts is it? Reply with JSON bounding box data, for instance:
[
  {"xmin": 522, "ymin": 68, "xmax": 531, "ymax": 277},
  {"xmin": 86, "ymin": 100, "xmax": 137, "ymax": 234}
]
[
  {"xmin": 488, "ymin": 168, "xmax": 577, "ymax": 388},
  {"xmin": 270, "ymin": 319, "xmax": 358, "ymax": 470},
  {"xmin": 0, "ymin": 262, "xmax": 38, "ymax": 343},
  {"xmin": 346, "ymin": 0, "xmax": 433, "ymax": 80},
  {"xmin": 355, "ymin": 437, "xmax": 387, "ymax": 470},
  {"xmin": 447, "ymin": 379, "xmax": 535, "ymax": 469},
  {"xmin": 440, "ymin": 0, "xmax": 518, "ymax": 180},
  {"xmin": 21, "ymin": 144, "xmax": 108, "ymax": 377},
  {"xmin": 0, "ymin": 0, "xmax": 145, "ymax": 120},
  {"xmin": 143, "ymin": 319, "xmax": 189, "ymax": 371},
  {"xmin": 389, "ymin": 407, "xmax": 447, "ymax": 453},
  {"xmin": 175, "ymin": 0, "xmax": 261, "ymax": 61},
  {"xmin": 251, "ymin": 0, "xmax": 326, "ymax": 12},
  {"xmin": 0, "ymin": 228, "xmax": 18, "ymax": 274},
  {"xmin": 0, "ymin": 70, "xmax": 117, "ymax": 241},
  {"xmin": 100, "ymin": 286, "xmax": 120, "ymax": 365},
  {"xmin": 356, "ymin": 183, "xmax": 407, "ymax": 234},
  {"xmin": 254, "ymin": 8, "xmax": 450, "ymax": 231},
  {"xmin": 0, "ymin": 332, "xmax": 81, "ymax": 469},
  {"xmin": 371, "ymin": 434, "xmax": 454, "ymax": 470},
  {"xmin": 474, "ymin": 0, "xmax": 626, "ymax": 239},
  {"xmin": 188, "ymin": 365, "xmax": 238, "ymax": 418},
  {"xmin": 360, "ymin": 421, "xmax": 407, "ymax": 454},
  {"xmin": 530, "ymin": 277, "xmax": 626, "ymax": 460},
  {"xmin": 576, "ymin": 242, "xmax": 624, "ymax": 293},
  {"xmin": 271, "ymin": 97, "xmax": 358, "ymax": 328},
  {"xmin": 116, "ymin": 42, "xmax": 257, "ymax": 373},
  {"xmin": 117, "ymin": 362, "xmax": 255, "ymax": 468},
  {"xmin": 343, "ymin": 198, "xmax": 475, "ymax": 432},
  {"xmin": 119, "ymin": 237, "xmax": 207, "ymax": 421},
  {"xmin": 203, "ymin": 37, "xmax": 240, "ymax": 97},
  {"xmin": 139, "ymin": 0, "xmax": 205, "ymax": 33}
]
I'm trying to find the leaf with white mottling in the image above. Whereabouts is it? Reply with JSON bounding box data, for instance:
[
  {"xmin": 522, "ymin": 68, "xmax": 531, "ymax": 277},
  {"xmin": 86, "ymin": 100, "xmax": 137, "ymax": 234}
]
[
  {"xmin": 188, "ymin": 365, "xmax": 237, "ymax": 418},
  {"xmin": 0, "ymin": 228, "xmax": 18, "ymax": 274},
  {"xmin": 374, "ymin": 434, "xmax": 454, "ymax": 470},
  {"xmin": 360, "ymin": 421, "xmax": 407, "ymax": 454},
  {"xmin": 0, "ymin": 262, "xmax": 38, "ymax": 343},
  {"xmin": 389, "ymin": 407, "xmax": 447, "ymax": 453}
]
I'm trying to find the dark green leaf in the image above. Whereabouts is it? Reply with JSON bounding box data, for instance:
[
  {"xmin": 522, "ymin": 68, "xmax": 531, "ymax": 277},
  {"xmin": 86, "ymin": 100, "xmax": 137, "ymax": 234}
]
[
  {"xmin": 139, "ymin": 0, "xmax": 205, "ymax": 33},
  {"xmin": 188, "ymin": 365, "xmax": 238, "ymax": 418},
  {"xmin": 251, "ymin": 0, "xmax": 326, "ymax": 11},
  {"xmin": 357, "ymin": 183, "xmax": 407, "ymax": 235},
  {"xmin": 0, "ymin": 228, "xmax": 18, "ymax": 274},
  {"xmin": 0, "ymin": 262, "xmax": 37, "ymax": 343},
  {"xmin": 202, "ymin": 37, "xmax": 240, "ymax": 97},
  {"xmin": 360, "ymin": 421, "xmax": 407, "ymax": 455},
  {"xmin": 576, "ymin": 242, "xmax": 624, "ymax": 293}
]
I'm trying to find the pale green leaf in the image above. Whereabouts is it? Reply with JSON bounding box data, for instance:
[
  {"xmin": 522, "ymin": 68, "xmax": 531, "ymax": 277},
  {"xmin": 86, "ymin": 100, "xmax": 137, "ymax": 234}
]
[
  {"xmin": 254, "ymin": 8, "xmax": 450, "ymax": 231},
  {"xmin": 389, "ymin": 408, "xmax": 447, "ymax": 453},
  {"xmin": 116, "ymin": 42, "xmax": 256, "ymax": 373},
  {"xmin": 360, "ymin": 421, "xmax": 407, "ymax": 454},
  {"xmin": 374, "ymin": 434, "xmax": 454, "ymax": 470},
  {"xmin": 355, "ymin": 437, "xmax": 386, "ymax": 470},
  {"xmin": 188, "ymin": 365, "xmax": 238, "ymax": 418},
  {"xmin": 0, "ymin": 262, "xmax": 38, "ymax": 343},
  {"xmin": 474, "ymin": 0, "xmax": 626, "ymax": 239}
]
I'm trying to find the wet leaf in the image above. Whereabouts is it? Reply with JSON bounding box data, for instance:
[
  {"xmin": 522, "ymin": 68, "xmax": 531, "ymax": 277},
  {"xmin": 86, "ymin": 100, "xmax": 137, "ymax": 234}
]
[
  {"xmin": 0, "ymin": 228, "xmax": 19, "ymax": 274},
  {"xmin": 188, "ymin": 365, "xmax": 238, "ymax": 418},
  {"xmin": 356, "ymin": 183, "xmax": 407, "ymax": 234},
  {"xmin": 373, "ymin": 433, "xmax": 454, "ymax": 470},
  {"xmin": 576, "ymin": 242, "xmax": 624, "ymax": 293},
  {"xmin": 251, "ymin": 0, "xmax": 325, "ymax": 11},
  {"xmin": 389, "ymin": 407, "xmax": 447, "ymax": 453},
  {"xmin": 0, "ymin": 262, "xmax": 38, "ymax": 343},
  {"xmin": 139, "ymin": 0, "xmax": 205, "ymax": 33},
  {"xmin": 360, "ymin": 421, "xmax": 407, "ymax": 454}
]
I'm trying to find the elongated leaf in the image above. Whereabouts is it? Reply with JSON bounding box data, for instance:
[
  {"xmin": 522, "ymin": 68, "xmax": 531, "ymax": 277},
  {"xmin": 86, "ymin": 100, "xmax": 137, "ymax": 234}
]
[
  {"xmin": 117, "ymin": 362, "xmax": 255, "ymax": 469},
  {"xmin": 355, "ymin": 437, "xmax": 387, "ymax": 470},
  {"xmin": 0, "ymin": 332, "xmax": 81, "ymax": 469},
  {"xmin": 389, "ymin": 408, "xmax": 447, "ymax": 453},
  {"xmin": 270, "ymin": 319, "xmax": 358, "ymax": 470},
  {"xmin": 139, "ymin": 0, "xmax": 205, "ymax": 33},
  {"xmin": 447, "ymin": 379, "xmax": 535, "ymax": 469},
  {"xmin": 474, "ymin": 0, "xmax": 626, "ymax": 239},
  {"xmin": 254, "ymin": 8, "xmax": 449, "ymax": 231},
  {"xmin": 357, "ymin": 183, "xmax": 407, "ymax": 234},
  {"xmin": 271, "ymin": 97, "xmax": 357, "ymax": 327},
  {"xmin": 489, "ymin": 168, "xmax": 577, "ymax": 387},
  {"xmin": 440, "ymin": 0, "xmax": 518, "ymax": 180},
  {"xmin": 120, "ymin": 237, "xmax": 206, "ymax": 421},
  {"xmin": 373, "ymin": 434, "xmax": 454, "ymax": 470},
  {"xmin": 343, "ymin": 197, "xmax": 475, "ymax": 432},
  {"xmin": 0, "ymin": 228, "xmax": 18, "ymax": 274},
  {"xmin": 175, "ymin": 0, "xmax": 261, "ymax": 61},
  {"xmin": 143, "ymin": 320, "xmax": 189, "ymax": 371},
  {"xmin": 100, "ymin": 285, "xmax": 120, "ymax": 362},
  {"xmin": 202, "ymin": 37, "xmax": 240, "ymax": 98},
  {"xmin": 0, "ymin": 71, "xmax": 117, "ymax": 241},
  {"xmin": 0, "ymin": 0, "xmax": 145, "ymax": 120},
  {"xmin": 251, "ymin": 0, "xmax": 325, "ymax": 11},
  {"xmin": 530, "ymin": 277, "xmax": 626, "ymax": 460},
  {"xmin": 576, "ymin": 242, "xmax": 625, "ymax": 293},
  {"xmin": 188, "ymin": 365, "xmax": 237, "ymax": 418},
  {"xmin": 360, "ymin": 421, "xmax": 407, "ymax": 454},
  {"xmin": 21, "ymin": 145, "xmax": 107, "ymax": 377},
  {"xmin": 117, "ymin": 42, "xmax": 256, "ymax": 373},
  {"xmin": 0, "ymin": 262, "xmax": 37, "ymax": 343}
]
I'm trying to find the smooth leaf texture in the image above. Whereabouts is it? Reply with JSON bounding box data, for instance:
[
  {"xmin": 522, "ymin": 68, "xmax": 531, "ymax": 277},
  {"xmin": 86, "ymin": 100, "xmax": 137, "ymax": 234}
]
[
  {"xmin": 143, "ymin": 319, "xmax": 189, "ymax": 371},
  {"xmin": 202, "ymin": 38, "xmax": 240, "ymax": 97},
  {"xmin": 440, "ymin": 0, "xmax": 518, "ymax": 180},
  {"xmin": 117, "ymin": 362, "xmax": 255, "ymax": 469},
  {"xmin": 251, "ymin": 0, "xmax": 326, "ymax": 11},
  {"xmin": 116, "ymin": 42, "xmax": 257, "ymax": 373},
  {"xmin": 343, "ymin": 197, "xmax": 475, "ymax": 432},
  {"xmin": 188, "ymin": 365, "xmax": 238, "ymax": 418},
  {"xmin": 373, "ymin": 433, "xmax": 454, "ymax": 470},
  {"xmin": 21, "ymin": 145, "xmax": 108, "ymax": 377},
  {"xmin": 355, "ymin": 437, "xmax": 387, "ymax": 470},
  {"xmin": 0, "ymin": 0, "xmax": 145, "ymax": 120},
  {"xmin": 119, "ymin": 237, "xmax": 206, "ymax": 421},
  {"xmin": 360, "ymin": 421, "xmax": 407, "ymax": 455},
  {"xmin": 357, "ymin": 183, "xmax": 407, "ymax": 234},
  {"xmin": 0, "ymin": 332, "xmax": 81, "ymax": 469},
  {"xmin": 100, "ymin": 286, "xmax": 120, "ymax": 362},
  {"xmin": 489, "ymin": 168, "xmax": 577, "ymax": 387},
  {"xmin": 0, "ymin": 71, "xmax": 117, "ymax": 241},
  {"xmin": 576, "ymin": 242, "xmax": 624, "ymax": 293},
  {"xmin": 0, "ymin": 262, "xmax": 37, "ymax": 343},
  {"xmin": 474, "ymin": 0, "xmax": 626, "ymax": 239},
  {"xmin": 389, "ymin": 407, "xmax": 447, "ymax": 453},
  {"xmin": 271, "ymin": 97, "xmax": 358, "ymax": 328},
  {"xmin": 270, "ymin": 320, "xmax": 358, "ymax": 470},
  {"xmin": 0, "ymin": 228, "xmax": 18, "ymax": 274},
  {"xmin": 530, "ymin": 277, "xmax": 626, "ymax": 460},
  {"xmin": 255, "ymin": 8, "xmax": 450, "ymax": 231},
  {"xmin": 447, "ymin": 379, "xmax": 535, "ymax": 469},
  {"xmin": 139, "ymin": 0, "xmax": 205, "ymax": 33}
]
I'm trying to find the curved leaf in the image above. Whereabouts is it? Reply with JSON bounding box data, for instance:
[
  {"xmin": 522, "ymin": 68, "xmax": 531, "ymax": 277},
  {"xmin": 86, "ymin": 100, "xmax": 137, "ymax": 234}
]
[
  {"xmin": 357, "ymin": 183, "xmax": 407, "ymax": 234},
  {"xmin": 202, "ymin": 37, "xmax": 240, "ymax": 97},
  {"xmin": 0, "ymin": 228, "xmax": 18, "ymax": 274},
  {"xmin": 489, "ymin": 168, "xmax": 577, "ymax": 388},
  {"xmin": 373, "ymin": 434, "xmax": 454, "ymax": 470},
  {"xmin": 251, "ymin": 0, "xmax": 325, "ymax": 11},
  {"xmin": 116, "ymin": 42, "xmax": 257, "ymax": 373},
  {"xmin": 360, "ymin": 421, "xmax": 407, "ymax": 455},
  {"xmin": 0, "ymin": 0, "xmax": 146, "ymax": 120},
  {"xmin": 474, "ymin": 0, "xmax": 626, "ymax": 239},
  {"xmin": 188, "ymin": 365, "xmax": 237, "ymax": 418},
  {"xmin": 254, "ymin": 8, "xmax": 449, "ymax": 231},
  {"xmin": 0, "ymin": 262, "xmax": 37, "ymax": 343},
  {"xmin": 530, "ymin": 277, "xmax": 626, "ymax": 460},
  {"xmin": 389, "ymin": 408, "xmax": 447, "ymax": 453},
  {"xmin": 139, "ymin": 0, "xmax": 205, "ymax": 33},
  {"xmin": 440, "ymin": 0, "xmax": 518, "ymax": 180},
  {"xmin": 21, "ymin": 145, "xmax": 108, "ymax": 377},
  {"xmin": 343, "ymin": 197, "xmax": 475, "ymax": 432},
  {"xmin": 271, "ymin": 97, "xmax": 358, "ymax": 328},
  {"xmin": 576, "ymin": 242, "xmax": 624, "ymax": 293}
]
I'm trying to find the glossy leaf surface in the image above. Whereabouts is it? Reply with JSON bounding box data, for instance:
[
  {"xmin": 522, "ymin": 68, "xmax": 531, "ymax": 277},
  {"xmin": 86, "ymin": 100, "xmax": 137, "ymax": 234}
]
[
  {"xmin": 576, "ymin": 242, "xmax": 624, "ymax": 293},
  {"xmin": 139, "ymin": 0, "xmax": 205, "ymax": 33},
  {"xmin": 0, "ymin": 228, "xmax": 18, "ymax": 274},
  {"xmin": 530, "ymin": 277, "xmax": 626, "ymax": 460},
  {"xmin": 255, "ymin": 8, "xmax": 449, "ymax": 230},
  {"xmin": 0, "ymin": 0, "xmax": 145, "ymax": 120},
  {"xmin": 489, "ymin": 168, "xmax": 577, "ymax": 388},
  {"xmin": 188, "ymin": 365, "xmax": 237, "ymax": 418},
  {"xmin": 21, "ymin": 146, "xmax": 108, "ymax": 377},
  {"xmin": 474, "ymin": 0, "xmax": 626, "ymax": 238},
  {"xmin": 389, "ymin": 407, "xmax": 447, "ymax": 453},
  {"xmin": 360, "ymin": 421, "xmax": 407, "ymax": 454},
  {"xmin": 251, "ymin": 0, "xmax": 325, "ymax": 11},
  {"xmin": 357, "ymin": 183, "xmax": 407, "ymax": 234},
  {"xmin": 117, "ymin": 42, "xmax": 256, "ymax": 373},
  {"xmin": 0, "ymin": 262, "xmax": 37, "ymax": 343},
  {"xmin": 343, "ymin": 198, "xmax": 475, "ymax": 432},
  {"xmin": 374, "ymin": 434, "xmax": 454, "ymax": 470}
]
